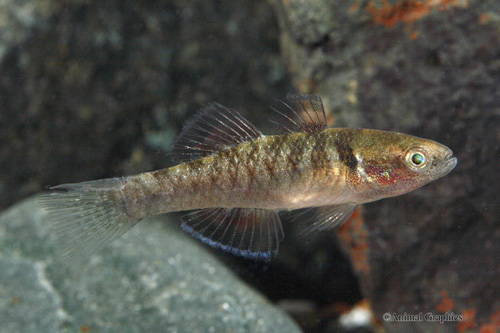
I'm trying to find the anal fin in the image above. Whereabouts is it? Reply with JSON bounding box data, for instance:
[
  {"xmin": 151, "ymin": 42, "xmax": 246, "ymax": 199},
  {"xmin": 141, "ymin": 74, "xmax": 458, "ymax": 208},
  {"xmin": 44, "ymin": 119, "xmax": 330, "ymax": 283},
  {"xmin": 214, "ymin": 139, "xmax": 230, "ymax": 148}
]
[{"xmin": 181, "ymin": 208, "xmax": 283, "ymax": 262}]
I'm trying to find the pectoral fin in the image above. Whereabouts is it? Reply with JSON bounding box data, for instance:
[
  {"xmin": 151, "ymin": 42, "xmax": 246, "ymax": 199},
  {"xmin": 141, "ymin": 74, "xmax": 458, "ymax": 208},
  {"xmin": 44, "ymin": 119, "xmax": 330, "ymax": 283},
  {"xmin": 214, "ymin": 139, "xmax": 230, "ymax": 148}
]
[{"xmin": 295, "ymin": 204, "xmax": 358, "ymax": 234}]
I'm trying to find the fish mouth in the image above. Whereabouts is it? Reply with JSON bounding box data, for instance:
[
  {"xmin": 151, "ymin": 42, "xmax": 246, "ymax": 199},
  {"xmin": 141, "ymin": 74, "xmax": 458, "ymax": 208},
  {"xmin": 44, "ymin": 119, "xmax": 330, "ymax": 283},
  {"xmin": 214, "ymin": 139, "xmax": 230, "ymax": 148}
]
[{"xmin": 440, "ymin": 150, "xmax": 457, "ymax": 176}]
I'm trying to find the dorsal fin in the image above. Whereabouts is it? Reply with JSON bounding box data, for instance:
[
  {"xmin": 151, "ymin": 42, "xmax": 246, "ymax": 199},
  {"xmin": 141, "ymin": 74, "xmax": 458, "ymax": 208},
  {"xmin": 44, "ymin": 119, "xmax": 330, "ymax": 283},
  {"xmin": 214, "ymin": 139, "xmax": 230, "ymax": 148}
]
[
  {"xmin": 172, "ymin": 103, "xmax": 263, "ymax": 163},
  {"xmin": 181, "ymin": 207, "xmax": 284, "ymax": 262},
  {"xmin": 270, "ymin": 93, "xmax": 328, "ymax": 134}
]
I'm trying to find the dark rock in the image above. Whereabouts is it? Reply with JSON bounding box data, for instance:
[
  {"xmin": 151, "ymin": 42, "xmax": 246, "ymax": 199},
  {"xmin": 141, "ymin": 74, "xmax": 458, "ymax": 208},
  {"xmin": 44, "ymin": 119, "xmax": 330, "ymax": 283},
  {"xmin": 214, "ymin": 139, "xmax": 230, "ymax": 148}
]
[
  {"xmin": 271, "ymin": 0, "xmax": 500, "ymax": 331},
  {"xmin": 0, "ymin": 197, "xmax": 300, "ymax": 332},
  {"xmin": 0, "ymin": 0, "xmax": 291, "ymax": 210}
]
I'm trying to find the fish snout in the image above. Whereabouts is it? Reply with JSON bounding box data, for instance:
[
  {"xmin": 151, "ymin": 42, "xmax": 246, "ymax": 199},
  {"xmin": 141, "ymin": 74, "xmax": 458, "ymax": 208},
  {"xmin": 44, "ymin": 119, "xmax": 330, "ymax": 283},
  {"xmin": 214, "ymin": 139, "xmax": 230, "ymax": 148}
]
[{"xmin": 438, "ymin": 148, "xmax": 457, "ymax": 177}]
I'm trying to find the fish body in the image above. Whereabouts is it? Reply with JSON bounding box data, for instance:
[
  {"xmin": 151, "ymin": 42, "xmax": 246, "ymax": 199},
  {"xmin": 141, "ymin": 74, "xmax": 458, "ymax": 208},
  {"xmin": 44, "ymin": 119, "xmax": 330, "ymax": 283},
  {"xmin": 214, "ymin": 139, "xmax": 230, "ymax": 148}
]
[
  {"xmin": 40, "ymin": 94, "xmax": 457, "ymax": 261},
  {"xmin": 123, "ymin": 131, "xmax": 352, "ymax": 217}
]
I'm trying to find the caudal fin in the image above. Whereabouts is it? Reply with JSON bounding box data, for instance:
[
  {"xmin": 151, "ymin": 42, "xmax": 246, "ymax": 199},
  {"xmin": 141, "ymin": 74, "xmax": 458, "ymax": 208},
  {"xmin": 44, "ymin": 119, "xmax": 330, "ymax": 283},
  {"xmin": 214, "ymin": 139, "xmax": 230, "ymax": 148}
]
[{"xmin": 38, "ymin": 178, "xmax": 141, "ymax": 262}]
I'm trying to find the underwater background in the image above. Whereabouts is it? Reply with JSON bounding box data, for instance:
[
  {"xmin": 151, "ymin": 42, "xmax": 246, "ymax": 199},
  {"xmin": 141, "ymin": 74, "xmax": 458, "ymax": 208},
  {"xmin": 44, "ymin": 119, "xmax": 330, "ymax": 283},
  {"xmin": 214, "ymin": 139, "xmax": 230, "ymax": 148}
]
[{"xmin": 0, "ymin": 0, "xmax": 498, "ymax": 332}]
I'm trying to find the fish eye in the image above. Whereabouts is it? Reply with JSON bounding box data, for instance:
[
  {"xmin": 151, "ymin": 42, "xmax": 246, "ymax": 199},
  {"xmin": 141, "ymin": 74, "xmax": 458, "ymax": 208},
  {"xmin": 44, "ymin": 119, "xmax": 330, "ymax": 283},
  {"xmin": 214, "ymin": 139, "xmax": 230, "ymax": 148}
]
[
  {"xmin": 411, "ymin": 153, "xmax": 425, "ymax": 166},
  {"xmin": 405, "ymin": 149, "xmax": 428, "ymax": 171}
]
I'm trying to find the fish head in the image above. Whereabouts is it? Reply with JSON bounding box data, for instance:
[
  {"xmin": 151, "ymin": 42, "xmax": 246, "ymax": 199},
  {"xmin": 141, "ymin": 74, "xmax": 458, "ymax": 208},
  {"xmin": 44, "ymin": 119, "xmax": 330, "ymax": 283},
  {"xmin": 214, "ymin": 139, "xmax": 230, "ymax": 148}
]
[{"xmin": 349, "ymin": 129, "xmax": 457, "ymax": 202}]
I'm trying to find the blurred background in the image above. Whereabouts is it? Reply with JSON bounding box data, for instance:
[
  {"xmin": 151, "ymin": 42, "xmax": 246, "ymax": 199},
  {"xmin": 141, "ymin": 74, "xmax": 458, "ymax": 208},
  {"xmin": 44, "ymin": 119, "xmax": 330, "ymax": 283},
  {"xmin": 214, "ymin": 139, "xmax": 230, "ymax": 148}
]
[{"xmin": 1, "ymin": 0, "xmax": 499, "ymax": 332}]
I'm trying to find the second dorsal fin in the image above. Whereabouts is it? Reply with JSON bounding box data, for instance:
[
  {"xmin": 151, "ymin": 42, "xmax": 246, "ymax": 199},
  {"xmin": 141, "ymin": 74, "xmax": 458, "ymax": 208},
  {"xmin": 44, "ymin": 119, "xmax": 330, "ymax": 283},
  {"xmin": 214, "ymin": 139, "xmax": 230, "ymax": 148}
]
[
  {"xmin": 270, "ymin": 93, "xmax": 328, "ymax": 134},
  {"xmin": 172, "ymin": 103, "xmax": 263, "ymax": 163}
]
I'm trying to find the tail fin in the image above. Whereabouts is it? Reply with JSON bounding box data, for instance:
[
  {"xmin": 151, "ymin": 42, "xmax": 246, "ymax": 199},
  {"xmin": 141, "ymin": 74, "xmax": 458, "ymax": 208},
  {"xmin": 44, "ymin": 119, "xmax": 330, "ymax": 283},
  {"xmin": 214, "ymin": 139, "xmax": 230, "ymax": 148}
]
[{"xmin": 38, "ymin": 178, "xmax": 141, "ymax": 262}]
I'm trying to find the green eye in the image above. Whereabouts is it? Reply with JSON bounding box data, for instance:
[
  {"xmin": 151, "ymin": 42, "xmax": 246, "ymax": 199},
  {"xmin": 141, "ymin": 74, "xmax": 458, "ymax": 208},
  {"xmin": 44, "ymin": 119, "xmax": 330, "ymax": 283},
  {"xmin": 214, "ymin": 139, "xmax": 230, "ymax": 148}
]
[
  {"xmin": 405, "ymin": 148, "xmax": 428, "ymax": 171},
  {"xmin": 411, "ymin": 153, "xmax": 425, "ymax": 166}
]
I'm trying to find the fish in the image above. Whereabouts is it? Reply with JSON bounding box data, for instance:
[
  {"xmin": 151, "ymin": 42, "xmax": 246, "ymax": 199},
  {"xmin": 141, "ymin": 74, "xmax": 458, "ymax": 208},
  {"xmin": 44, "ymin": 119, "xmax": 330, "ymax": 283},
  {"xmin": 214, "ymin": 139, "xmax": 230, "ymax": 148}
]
[{"xmin": 39, "ymin": 94, "xmax": 457, "ymax": 262}]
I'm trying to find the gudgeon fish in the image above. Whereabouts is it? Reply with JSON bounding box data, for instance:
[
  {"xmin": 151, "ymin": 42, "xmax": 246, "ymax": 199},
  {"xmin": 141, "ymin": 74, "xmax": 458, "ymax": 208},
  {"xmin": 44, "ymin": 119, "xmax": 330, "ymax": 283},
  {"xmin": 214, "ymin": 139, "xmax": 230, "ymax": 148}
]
[{"xmin": 39, "ymin": 94, "xmax": 457, "ymax": 262}]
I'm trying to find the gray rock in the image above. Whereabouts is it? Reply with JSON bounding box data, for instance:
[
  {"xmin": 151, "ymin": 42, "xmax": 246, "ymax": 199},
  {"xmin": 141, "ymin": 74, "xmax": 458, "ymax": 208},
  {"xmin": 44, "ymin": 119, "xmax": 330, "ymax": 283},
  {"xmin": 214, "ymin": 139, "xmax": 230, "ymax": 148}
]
[
  {"xmin": 0, "ymin": 259, "xmax": 65, "ymax": 333},
  {"xmin": 0, "ymin": 197, "xmax": 301, "ymax": 332}
]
